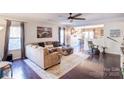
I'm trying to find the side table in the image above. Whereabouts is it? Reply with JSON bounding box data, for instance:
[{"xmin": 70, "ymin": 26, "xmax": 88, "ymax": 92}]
[{"xmin": 0, "ymin": 61, "xmax": 13, "ymax": 78}]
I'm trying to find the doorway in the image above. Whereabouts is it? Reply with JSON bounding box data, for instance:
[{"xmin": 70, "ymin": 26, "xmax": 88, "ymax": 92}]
[
  {"xmin": 66, "ymin": 25, "xmax": 104, "ymax": 53},
  {"xmin": 83, "ymin": 31, "xmax": 94, "ymax": 51}
]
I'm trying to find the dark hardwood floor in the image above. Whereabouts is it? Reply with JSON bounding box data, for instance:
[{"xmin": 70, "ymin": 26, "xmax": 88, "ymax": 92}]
[
  {"xmin": 12, "ymin": 60, "xmax": 41, "ymax": 79},
  {"xmin": 11, "ymin": 53, "xmax": 123, "ymax": 79},
  {"xmin": 61, "ymin": 53, "xmax": 123, "ymax": 79}
]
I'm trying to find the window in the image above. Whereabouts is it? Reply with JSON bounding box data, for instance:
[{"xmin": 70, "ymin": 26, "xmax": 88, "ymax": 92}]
[
  {"xmin": 8, "ymin": 26, "xmax": 21, "ymax": 51},
  {"xmin": 60, "ymin": 28, "xmax": 65, "ymax": 45}
]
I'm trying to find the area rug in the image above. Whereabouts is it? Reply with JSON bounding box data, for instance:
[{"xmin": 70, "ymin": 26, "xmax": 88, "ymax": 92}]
[{"xmin": 24, "ymin": 53, "xmax": 89, "ymax": 79}]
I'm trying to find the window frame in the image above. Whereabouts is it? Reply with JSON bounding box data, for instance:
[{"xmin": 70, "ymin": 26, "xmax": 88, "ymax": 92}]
[{"xmin": 8, "ymin": 26, "xmax": 21, "ymax": 51}]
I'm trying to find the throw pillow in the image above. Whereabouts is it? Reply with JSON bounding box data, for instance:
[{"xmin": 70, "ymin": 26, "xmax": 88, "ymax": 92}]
[
  {"xmin": 45, "ymin": 45, "xmax": 53, "ymax": 48},
  {"xmin": 38, "ymin": 42, "xmax": 45, "ymax": 47},
  {"xmin": 53, "ymin": 41, "xmax": 60, "ymax": 47}
]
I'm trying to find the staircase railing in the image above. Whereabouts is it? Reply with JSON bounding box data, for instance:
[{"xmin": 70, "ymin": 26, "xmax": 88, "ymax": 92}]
[{"xmin": 107, "ymin": 36, "xmax": 119, "ymax": 43}]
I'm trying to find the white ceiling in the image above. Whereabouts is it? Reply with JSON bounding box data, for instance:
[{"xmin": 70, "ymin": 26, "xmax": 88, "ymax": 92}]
[{"xmin": 0, "ymin": 13, "xmax": 124, "ymax": 26}]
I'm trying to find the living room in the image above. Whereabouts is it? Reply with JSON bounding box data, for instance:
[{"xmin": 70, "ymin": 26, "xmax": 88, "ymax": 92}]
[
  {"xmin": 1, "ymin": 0, "xmax": 124, "ymax": 93},
  {"xmin": 0, "ymin": 13, "xmax": 124, "ymax": 79}
]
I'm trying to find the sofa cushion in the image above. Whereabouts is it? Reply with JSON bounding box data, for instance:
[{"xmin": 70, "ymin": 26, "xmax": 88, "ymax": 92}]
[
  {"xmin": 38, "ymin": 42, "xmax": 45, "ymax": 47},
  {"xmin": 31, "ymin": 45, "xmax": 39, "ymax": 48},
  {"xmin": 45, "ymin": 41, "xmax": 53, "ymax": 45},
  {"xmin": 48, "ymin": 48, "xmax": 57, "ymax": 53},
  {"xmin": 53, "ymin": 41, "xmax": 61, "ymax": 47},
  {"xmin": 45, "ymin": 44, "xmax": 53, "ymax": 48}
]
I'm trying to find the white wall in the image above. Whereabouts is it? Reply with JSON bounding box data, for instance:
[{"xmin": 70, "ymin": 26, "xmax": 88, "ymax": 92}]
[
  {"xmin": 104, "ymin": 21, "xmax": 124, "ymax": 54},
  {"xmin": 93, "ymin": 21, "xmax": 124, "ymax": 55},
  {"xmin": 0, "ymin": 29, "xmax": 5, "ymax": 58},
  {"xmin": 25, "ymin": 22, "xmax": 59, "ymax": 44},
  {"xmin": 0, "ymin": 19, "xmax": 6, "ymax": 59}
]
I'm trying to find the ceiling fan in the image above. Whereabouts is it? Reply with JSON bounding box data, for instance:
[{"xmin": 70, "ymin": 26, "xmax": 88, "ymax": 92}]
[{"xmin": 68, "ymin": 13, "xmax": 86, "ymax": 21}]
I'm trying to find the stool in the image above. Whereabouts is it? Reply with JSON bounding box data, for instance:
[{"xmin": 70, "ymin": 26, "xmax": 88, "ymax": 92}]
[{"xmin": 102, "ymin": 47, "xmax": 107, "ymax": 54}]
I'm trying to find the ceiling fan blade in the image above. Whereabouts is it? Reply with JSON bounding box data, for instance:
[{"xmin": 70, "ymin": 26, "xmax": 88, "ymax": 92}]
[
  {"xmin": 73, "ymin": 18, "xmax": 86, "ymax": 20},
  {"xmin": 71, "ymin": 13, "xmax": 82, "ymax": 18}
]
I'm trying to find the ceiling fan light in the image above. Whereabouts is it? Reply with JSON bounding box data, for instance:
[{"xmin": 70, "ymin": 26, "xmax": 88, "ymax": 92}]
[{"xmin": 0, "ymin": 26, "xmax": 3, "ymax": 31}]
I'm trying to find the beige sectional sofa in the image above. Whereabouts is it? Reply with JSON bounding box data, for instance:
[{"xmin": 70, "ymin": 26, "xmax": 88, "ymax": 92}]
[{"xmin": 26, "ymin": 44, "xmax": 61, "ymax": 69}]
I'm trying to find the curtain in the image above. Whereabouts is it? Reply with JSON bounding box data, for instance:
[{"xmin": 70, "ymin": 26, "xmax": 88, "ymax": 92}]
[
  {"xmin": 58, "ymin": 27, "xmax": 61, "ymax": 43},
  {"xmin": 20, "ymin": 22, "xmax": 25, "ymax": 59},
  {"xmin": 63, "ymin": 27, "xmax": 65, "ymax": 45},
  {"xmin": 2, "ymin": 20, "xmax": 11, "ymax": 61}
]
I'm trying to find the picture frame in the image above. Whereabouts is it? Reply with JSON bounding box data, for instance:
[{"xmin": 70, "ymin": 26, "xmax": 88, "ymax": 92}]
[
  {"xmin": 37, "ymin": 26, "xmax": 52, "ymax": 38},
  {"xmin": 110, "ymin": 29, "xmax": 121, "ymax": 37}
]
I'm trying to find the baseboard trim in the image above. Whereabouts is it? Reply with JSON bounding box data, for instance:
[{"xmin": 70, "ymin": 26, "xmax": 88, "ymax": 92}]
[{"xmin": 105, "ymin": 53, "xmax": 120, "ymax": 56}]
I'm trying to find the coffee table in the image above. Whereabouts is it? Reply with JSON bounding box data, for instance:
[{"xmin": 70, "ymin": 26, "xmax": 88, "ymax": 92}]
[{"xmin": 62, "ymin": 46, "xmax": 74, "ymax": 56}]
